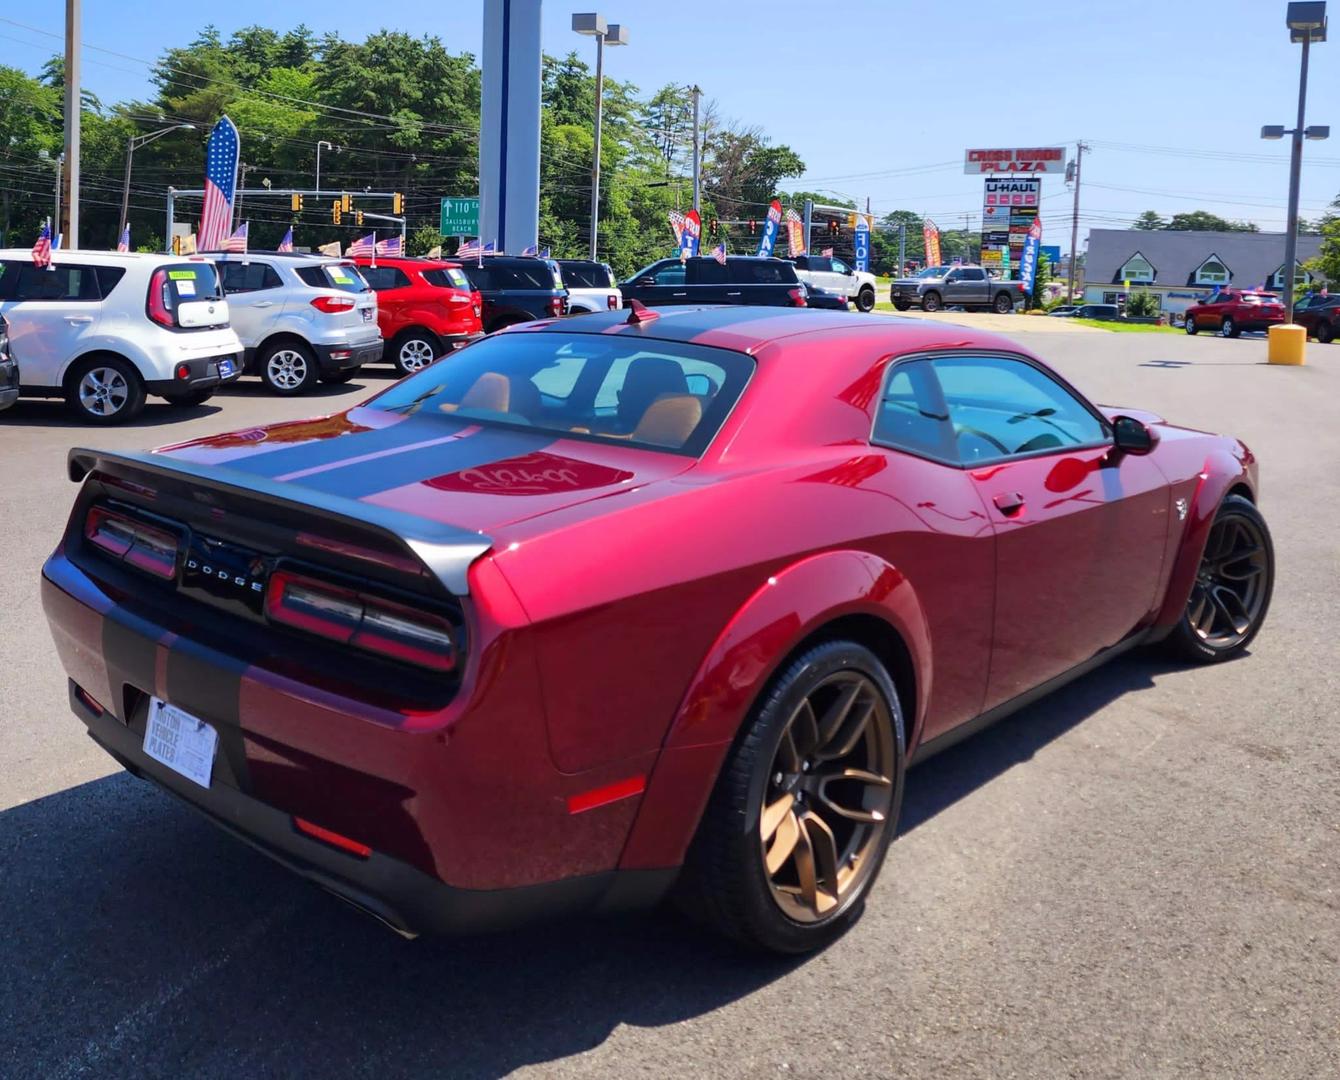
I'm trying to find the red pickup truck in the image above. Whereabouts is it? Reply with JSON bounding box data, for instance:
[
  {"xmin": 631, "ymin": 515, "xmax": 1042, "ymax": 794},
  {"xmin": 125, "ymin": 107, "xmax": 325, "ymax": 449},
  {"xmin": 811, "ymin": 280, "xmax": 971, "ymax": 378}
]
[
  {"xmin": 353, "ymin": 256, "xmax": 483, "ymax": 375},
  {"xmin": 1184, "ymin": 289, "xmax": 1286, "ymax": 338}
]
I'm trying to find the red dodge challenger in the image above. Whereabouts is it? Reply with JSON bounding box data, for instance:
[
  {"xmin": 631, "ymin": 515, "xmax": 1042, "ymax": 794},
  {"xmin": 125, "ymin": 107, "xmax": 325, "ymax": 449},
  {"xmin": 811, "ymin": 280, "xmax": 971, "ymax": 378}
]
[{"xmin": 41, "ymin": 306, "xmax": 1273, "ymax": 953}]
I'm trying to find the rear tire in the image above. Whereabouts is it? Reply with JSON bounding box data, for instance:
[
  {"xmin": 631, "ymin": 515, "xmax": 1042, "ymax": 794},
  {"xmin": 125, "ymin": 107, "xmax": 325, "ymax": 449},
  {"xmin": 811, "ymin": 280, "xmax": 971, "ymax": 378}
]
[
  {"xmin": 677, "ymin": 640, "xmax": 905, "ymax": 954},
  {"xmin": 993, "ymin": 291, "xmax": 1014, "ymax": 314},
  {"xmin": 391, "ymin": 331, "xmax": 440, "ymax": 376},
  {"xmin": 920, "ymin": 291, "xmax": 942, "ymax": 312},
  {"xmin": 66, "ymin": 355, "xmax": 146, "ymax": 424},
  {"xmin": 1164, "ymin": 494, "xmax": 1273, "ymax": 664},
  {"xmin": 855, "ymin": 286, "xmax": 876, "ymax": 313},
  {"xmin": 258, "ymin": 340, "xmax": 319, "ymax": 395},
  {"xmin": 1317, "ymin": 321, "xmax": 1334, "ymax": 344}
]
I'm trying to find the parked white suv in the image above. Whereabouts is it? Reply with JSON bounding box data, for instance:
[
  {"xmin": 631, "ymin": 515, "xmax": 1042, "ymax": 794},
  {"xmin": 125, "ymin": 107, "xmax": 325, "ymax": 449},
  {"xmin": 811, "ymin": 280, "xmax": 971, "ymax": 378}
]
[
  {"xmin": 0, "ymin": 250, "xmax": 242, "ymax": 424},
  {"xmin": 556, "ymin": 259, "xmax": 622, "ymax": 313},
  {"xmin": 213, "ymin": 252, "xmax": 382, "ymax": 394},
  {"xmin": 790, "ymin": 255, "xmax": 879, "ymax": 312}
]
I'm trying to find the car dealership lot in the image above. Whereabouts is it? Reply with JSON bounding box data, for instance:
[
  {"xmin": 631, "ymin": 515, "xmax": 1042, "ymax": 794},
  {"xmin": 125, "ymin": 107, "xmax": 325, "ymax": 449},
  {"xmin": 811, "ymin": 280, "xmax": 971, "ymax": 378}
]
[{"xmin": 1, "ymin": 332, "xmax": 1337, "ymax": 1078}]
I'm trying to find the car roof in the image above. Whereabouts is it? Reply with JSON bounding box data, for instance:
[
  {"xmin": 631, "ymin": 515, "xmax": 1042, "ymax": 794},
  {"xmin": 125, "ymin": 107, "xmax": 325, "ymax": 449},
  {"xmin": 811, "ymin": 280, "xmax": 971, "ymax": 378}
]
[
  {"xmin": 0, "ymin": 248, "xmax": 196, "ymax": 265},
  {"xmin": 516, "ymin": 305, "xmax": 1027, "ymax": 356}
]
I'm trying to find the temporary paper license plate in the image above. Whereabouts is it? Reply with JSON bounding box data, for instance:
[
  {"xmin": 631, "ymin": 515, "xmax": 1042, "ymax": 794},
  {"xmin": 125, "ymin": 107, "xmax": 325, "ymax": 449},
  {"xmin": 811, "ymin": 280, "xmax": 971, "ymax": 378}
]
[
  {"xmin": 217, "ymin": 357, "xmax": 236, "ymax": 378},
  {"xmin": 361, "ymin": 308, "xmax": 375, "ymax": 322},
  {"xmin": 143, "ymin": 697, "xmax": 218, "ymax": 789}
]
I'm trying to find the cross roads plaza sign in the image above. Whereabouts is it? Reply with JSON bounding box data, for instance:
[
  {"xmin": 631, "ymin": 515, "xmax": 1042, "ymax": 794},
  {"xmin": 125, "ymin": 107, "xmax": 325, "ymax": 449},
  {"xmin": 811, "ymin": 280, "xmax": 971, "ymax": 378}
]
[{"xmin": 963, "ymin": 147, "xmax": 1066, "ymax": 174}]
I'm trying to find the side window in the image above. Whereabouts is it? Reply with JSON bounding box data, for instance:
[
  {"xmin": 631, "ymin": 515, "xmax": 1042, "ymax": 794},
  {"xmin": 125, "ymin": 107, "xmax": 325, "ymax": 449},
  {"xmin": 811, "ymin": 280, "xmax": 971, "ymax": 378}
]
[
  {"xmin": 871, "ymin": 359, "xmax": 955, "ymax": 461},
  {"xmin": 652, "ymin": 263, "xmax": 686, "ymax": 286},
  {"xmin": 961, "ymin": 268, "xmax": 986, "ymax": 282},
  {"xmin": 833, "ymin": 260, "xmax": 852, "ymax": 275},
  {"xmin": 362, "ymin": 266, "xmax": 408, "ymax": 291},
  {"xmin": 932, "ymin": 355, "xmax": 1109, "ymax": 463},
  {"xmin": 11, "ymin": 264, "xmax": 102, "ymax": 301},
  {"xmin": 221, "ymin": 262, "xmax": 278, "ymax": 293},
  {"xmin": 689, "ymin": 260, "xmax": 728, "ymax": 285}
]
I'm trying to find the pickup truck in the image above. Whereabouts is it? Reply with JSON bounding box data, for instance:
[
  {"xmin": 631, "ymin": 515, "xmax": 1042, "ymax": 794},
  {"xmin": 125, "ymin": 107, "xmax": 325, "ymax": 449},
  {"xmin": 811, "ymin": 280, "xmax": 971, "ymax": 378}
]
[
  {"xmin": 889, "ymin": 264, "xmax": 1026, "ymax": 314},
  {"xmin": 789, "ymin": 254, "xmax": 879, "ymax": 312},
  {"xmin": 557, "ymin": 259, "xmax": 623, "ymax": 314}
]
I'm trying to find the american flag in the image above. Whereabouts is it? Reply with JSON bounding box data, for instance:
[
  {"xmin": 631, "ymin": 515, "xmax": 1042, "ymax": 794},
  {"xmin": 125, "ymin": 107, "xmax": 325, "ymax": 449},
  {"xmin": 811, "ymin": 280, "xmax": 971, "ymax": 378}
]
[
  {"xmin": 116, "ymin": 224, "xmax": 130, "ymax": 253},
  {"xmin": 457, "ymin": 238, "xmax": 481, "ymax": 259},
  {"xmin": 540, "ymin": 246, "xmax": 551, "ymax": 259},
  {"xmin": 222, "ymin": 222, "xmax": 248, "ymax": 253},
  {"xmin": 821, "ymin": 247, "xmax": 833, "ymax": 258},
  {"xmin": 712, "ymin": 242, "xmax": 727, "ymax": 266},
  {"xmin": 198, "ymin": 116, "xmax": 240, "ymax": 252},
  {"xmin": 346, "ymin": 233, "xmax": 376, "ymax": 257},
  {"xmin": 668, "ymin": 209, "xmax": 687, "ymax": 244},
  {"xmin": 31, "ymin": 220, "xmax": 52, "ymax": 268},
  {"xmin": 520, "ymin": 243, "xmax": 538, "ymax": 256},
  {"xmin": 375, "ymin": 235, "xmax": 402, "ymax": 257},
  {"xmin": 277, "ymin": 227, "xmax": 294, "ymax": 252}
]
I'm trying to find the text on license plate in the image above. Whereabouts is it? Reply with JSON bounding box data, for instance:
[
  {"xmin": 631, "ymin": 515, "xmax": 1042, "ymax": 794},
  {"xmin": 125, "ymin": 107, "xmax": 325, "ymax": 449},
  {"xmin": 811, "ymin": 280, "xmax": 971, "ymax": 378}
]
[
  {"xmin": 362, "ymin": 308, "xmax": 374, "ymax": 322},
  {"xmin": 217, "ymin": 357, "xmax": 236, "ymax": 378},
  {"xmin": 143, "ymin": 697, "xmax": 218, "ymax": 789}
]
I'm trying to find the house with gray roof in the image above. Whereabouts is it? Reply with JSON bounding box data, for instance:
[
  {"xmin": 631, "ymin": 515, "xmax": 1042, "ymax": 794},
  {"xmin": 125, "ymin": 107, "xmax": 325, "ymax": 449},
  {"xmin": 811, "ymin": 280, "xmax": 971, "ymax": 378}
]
[{"xmin": 1082, "ymin": 229, "xmax": 1325, "ymax": 315}]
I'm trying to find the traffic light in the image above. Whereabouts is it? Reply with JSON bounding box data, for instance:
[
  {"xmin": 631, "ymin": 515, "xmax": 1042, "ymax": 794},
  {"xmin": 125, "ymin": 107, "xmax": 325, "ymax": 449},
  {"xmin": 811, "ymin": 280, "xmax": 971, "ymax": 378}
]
[
  {"xmin": 709, "ymin": 218, "xmax": 719, "ymax": 237},
  {"xmin": 828, "ymin": 219, "xmax": 839, "ymax": 236},
  {"xmin": 340, "ymin": 193, "xmax": 352, "ymax": 214},
  {"xmin": 392, "ymin": 192, "xmax": 404, "ymax": 215},
  {"xmin": 749, "ymin": 219, "xmax": 757, "ymax": 234},
  {"xmin": 332, "ymin": 199, "xmax": 342, "ymax": 225},
  {"xmin": 291, "ymin": 193, "xmax": 304, "ymax": 212},
  {"xmin": 355, "ymin": 210, "xmax": 364, "ymax": 227}
]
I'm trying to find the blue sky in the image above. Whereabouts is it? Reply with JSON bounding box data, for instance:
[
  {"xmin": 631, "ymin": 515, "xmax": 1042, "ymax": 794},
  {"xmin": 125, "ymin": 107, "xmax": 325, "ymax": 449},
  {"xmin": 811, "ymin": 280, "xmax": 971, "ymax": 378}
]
[{"xmin": 3, "ymin": 1, "xmax": 1339, "ymax": 246}]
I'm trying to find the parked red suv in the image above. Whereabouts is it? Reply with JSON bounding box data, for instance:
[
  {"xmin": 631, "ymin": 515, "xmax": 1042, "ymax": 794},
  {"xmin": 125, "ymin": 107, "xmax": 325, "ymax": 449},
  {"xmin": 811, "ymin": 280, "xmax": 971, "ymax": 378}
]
[
  {"xmin": 353, "ymin": 256, "xmax": 483, "ymax": 375},
  {"xmin": 1184, "ymin": 288, "xmax": 1286, "ymax": 338}
]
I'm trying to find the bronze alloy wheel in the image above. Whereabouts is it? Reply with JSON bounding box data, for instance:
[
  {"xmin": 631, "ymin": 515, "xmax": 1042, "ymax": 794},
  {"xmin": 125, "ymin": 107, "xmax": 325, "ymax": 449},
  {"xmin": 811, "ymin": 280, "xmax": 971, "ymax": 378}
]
[
  {"xmin": 759, "ymin": 670, "xmax": 896, "ymax": 923},
  {"xmin": 1187, "ymin": 510, "xmax": 1270, "ymax": 650}
]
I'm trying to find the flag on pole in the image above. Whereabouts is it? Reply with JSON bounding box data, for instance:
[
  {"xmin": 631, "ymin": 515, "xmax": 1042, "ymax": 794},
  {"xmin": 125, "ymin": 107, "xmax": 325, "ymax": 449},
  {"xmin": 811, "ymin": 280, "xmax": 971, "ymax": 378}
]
[
  {"xmin": 520, "ymin": 243, "xmax": 538, "ymax": 257},
  {"xmin": 456, "ymin": 238, "xmax": 481, "ymax": 259},
  {"xmin": 116, "ymin": 224, "xmax": 130, "ymax": 253},
  {"xmin": 198, "ymin": 116, "xmax": 241, "ymax": 251},
  {"xmin": 668, "ymin": 209, "xmax": 687, "ymax": 245},
  {"xmin": 540, "ymin": 246, "xmax": 551, "ymax": 259},
  {"xmin": 222, "ymin": 222, "xmax": 249, "ymax": 254},
  {"xmin": 277, "ymin": 227, "xmax": 294, "ymax": 253},
  {"xmin": 317, "ymin": 240, "xmax": 341, "ymax": 257},
  {"xmin": 31, "ymin": 220, "xmax": 52, "ymax": 268},
  {"xmin": 820, "ymin": 247, "xmax": 833, "ymax": 258},
  {"xmin": 178, "ymin": 233, "xmax": 197, "ymax": 256},
  {"xmin": 712, "ymin": 242, "xmax": 727, "ymax": 266},
  {"xmin": 375, "ymin": 235, "xmax": 402, "ymax": 257},
  {"xmin": 426, "ymin": 245, "xmax": 443, "ymax": 258},
  {"xmin": 346, "ymin": 233, "xmax": 376, "ymax": 257},
  {"xmin": 52, "ymin": 233, "xmax": 62, "ymax": 251}
]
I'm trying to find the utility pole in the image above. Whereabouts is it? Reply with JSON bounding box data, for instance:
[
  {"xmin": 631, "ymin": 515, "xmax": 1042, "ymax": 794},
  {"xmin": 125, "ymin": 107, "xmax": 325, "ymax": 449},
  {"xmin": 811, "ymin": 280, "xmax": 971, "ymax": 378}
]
[
  {"xmin": 234, "ymin": 163, "xmax": 257, "ymax": 226},
  {"xmin": 691, "ymin": 85, "xmax": 702, "ymax": 212},
  {"xmin": 803, "ymin": 198, "xmax": 813, "ymax": 254},
  {"xmin": 962, "ymin": 212, "xmax": 971, "ymax": 262},
  {"xmin": 54, "ymin": 154, "xmax": 64, "ymax": 240},
  {"xmin": 62, "ymin": 0, "xmax": 81, "ymax": 247},
  {"xmin": 1066, "ymin": 140, "xmax": 1088, "ymax": 301},
  {"xmin": 898, "ymin": 221, "xmax": 906, "ymax": 275}
]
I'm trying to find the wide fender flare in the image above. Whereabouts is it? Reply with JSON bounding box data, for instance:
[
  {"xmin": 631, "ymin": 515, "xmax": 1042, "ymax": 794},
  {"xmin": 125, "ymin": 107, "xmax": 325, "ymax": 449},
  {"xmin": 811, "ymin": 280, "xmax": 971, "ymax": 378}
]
[
  {"xmin": 619, "ymin": 549, "xmax": 931, "ymax": 872},
  {"xmin": 1153, "ymin": 445, "xmax": 1254, "ymax": 629}
]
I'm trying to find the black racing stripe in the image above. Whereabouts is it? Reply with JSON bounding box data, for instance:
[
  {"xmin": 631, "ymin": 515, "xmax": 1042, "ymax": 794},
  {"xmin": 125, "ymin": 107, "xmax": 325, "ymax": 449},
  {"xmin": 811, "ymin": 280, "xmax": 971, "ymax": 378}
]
[
  {"xmin": 223, "ymin": 413, "xmax": 474, "ymax": 480},
  {"xmin": 283, "ymin": 426, "xmax": 557, "ymax": 500},
  {"xmin": 166, "ymin": 635, "xmax": 251, "ymax": 792},
  {"xmin": 100, "ymin": 606, "xmax": 161, "ymax": 721},
  {"xmin": 581, "ymin": 305, "xmax": 824, "ymax": 345}
]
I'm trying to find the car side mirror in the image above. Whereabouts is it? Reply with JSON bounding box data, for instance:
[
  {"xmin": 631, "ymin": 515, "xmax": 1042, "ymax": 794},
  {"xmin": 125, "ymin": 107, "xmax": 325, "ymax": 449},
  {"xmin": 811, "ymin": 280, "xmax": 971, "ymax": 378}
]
[{"xmin": 1111, "ymin": 415, "xmax": 1158, "ymax": 455}]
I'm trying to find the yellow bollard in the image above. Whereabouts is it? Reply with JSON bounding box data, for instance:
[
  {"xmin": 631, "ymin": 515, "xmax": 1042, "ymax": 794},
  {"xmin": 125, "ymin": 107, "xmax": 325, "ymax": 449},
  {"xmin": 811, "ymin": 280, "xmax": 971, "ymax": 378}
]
[{"xmin": 1267, "ymin": 323, "xmax": 1306, "ymax": 365}]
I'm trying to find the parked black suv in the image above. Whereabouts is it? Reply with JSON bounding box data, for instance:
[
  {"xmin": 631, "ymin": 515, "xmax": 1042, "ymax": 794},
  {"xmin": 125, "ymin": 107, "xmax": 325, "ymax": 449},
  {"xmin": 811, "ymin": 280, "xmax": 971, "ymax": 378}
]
[
  {"xmin": 621, "ymin": 256, "xmax": 807, "ymax": 308},
  {"xmin": 460, "ymin": 256, "xmax": 568, "ymax": 332}
]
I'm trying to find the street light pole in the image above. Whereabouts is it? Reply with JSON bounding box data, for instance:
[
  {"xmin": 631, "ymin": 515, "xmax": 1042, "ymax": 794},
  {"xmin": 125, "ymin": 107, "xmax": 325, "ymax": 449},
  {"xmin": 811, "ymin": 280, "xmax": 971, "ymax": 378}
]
[
  {"xmin": 691, "ymin": 85, "xmax": 701, "ymax": 213},
  {"xmin": 1283, "ymin": 31, "xmax": 1312, "ymax": 317},
  {"xmin": 573, "ymin": 14, "xmax": 628, "ymax": 260},
  {"xmin": 315, "ymin": 140, "xmax": 333, "ymax": 195},
  {"xmin": 120, "ymin": 124, "xmax": 194, "ymax": 234}
]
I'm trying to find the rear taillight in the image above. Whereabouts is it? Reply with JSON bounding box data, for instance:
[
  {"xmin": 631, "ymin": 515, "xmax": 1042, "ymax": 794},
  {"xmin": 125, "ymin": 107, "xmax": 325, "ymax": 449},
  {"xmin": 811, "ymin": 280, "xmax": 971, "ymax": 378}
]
[
  {"xmin": 310, "ymin": 295, "xmax": 356, "ymax": 314},
  {"xmin": 788, "ymin": 287, "xmax": 807, "ymax": 307},
  {"xmin": 147, "ymin": 269, "xmax": 175, "ymax": 328},
  {"xmin": 607, "ymin": 294, "xmax": 618, "ymax": 310},
  {"xmin": 84, "ymin": 506, "xmax": 179, "ymax": 580},
  {"xmin": 265, "ymin": 569, "xmax": 456, "ymax": 672},
  {"xmin": 547, "ymin": 296, "xmax": 565, "ymax": 317}
]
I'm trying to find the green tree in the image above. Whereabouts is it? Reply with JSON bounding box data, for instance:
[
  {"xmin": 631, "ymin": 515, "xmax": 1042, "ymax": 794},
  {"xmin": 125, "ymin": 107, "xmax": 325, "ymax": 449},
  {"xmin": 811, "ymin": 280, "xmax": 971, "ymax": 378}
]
[
  {"xmin": 1133, "ymin": 210, "xmax": 1166, "ymax": 230},
  {"xmin": 1126, "ymin": 291, "xmax": 1161, "ymax": 317},
  {"xmin": 1165, "ymin": 210, "xmax": 1258, "ymax": 232},
  {"xmin": 1306, "ymin": 197, "xmax": 1340, "ymax": 283}
]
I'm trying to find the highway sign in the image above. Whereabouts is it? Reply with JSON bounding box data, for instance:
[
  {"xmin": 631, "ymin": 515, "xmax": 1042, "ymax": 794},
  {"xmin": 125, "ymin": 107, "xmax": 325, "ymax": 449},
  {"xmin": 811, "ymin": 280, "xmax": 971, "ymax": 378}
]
[{"xmin": 440, "ymin": 197, "xmax": 480, "ymax": 236}]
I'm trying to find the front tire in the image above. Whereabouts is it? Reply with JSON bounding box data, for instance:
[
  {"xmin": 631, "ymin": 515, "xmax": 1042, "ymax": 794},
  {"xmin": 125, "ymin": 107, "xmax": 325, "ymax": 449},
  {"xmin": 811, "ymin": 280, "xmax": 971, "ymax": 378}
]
[
  {"xmin": 855, "ymin": 286, "xmax": 876, "ymax": 313},
  {"xmin": 1221, "ymin": 317, "xmax": 1240, "ymax": 338},
  {"xmin": 1185, "ymin": 315, "xmax": 1199, "ymax": 335},
  {"xmin": 392, "ymin": 331, "xmax": 440, "ymax": 376},
  {"xmin": 1165, "ymin": 494, "xmax": 1273, "ymax": 664},
  {"xmin": 258, "ymin": 341, "xmax": 319, "ymax": 395},
  {"xmin": 678, "ymin": 640, "xmax": 905, "ymax": 953},
  {"xmin": 66, "ymin": 356, "xmax": 146, "ymax": 424},
  {"xmin": 892, "ymin": 300, "xmax": 911, "ymax": 312},
  {"xmin": 920, "ymin": 291, "xmax": 942, "ymax": 312}
]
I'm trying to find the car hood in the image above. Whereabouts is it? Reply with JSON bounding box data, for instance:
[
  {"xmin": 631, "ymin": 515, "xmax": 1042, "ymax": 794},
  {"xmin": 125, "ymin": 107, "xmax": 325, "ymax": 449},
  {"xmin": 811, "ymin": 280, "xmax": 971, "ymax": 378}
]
[{"xmin": 154, "ymin": 406, "xmax": 694, "ymax": 533}]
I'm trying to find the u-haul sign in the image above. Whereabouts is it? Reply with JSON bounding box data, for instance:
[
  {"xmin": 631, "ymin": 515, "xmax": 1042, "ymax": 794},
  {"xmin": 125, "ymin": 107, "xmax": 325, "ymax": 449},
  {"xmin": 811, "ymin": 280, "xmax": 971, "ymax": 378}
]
[{"xmin": 965, "ymin": 147, "xmax": 1066, "ymax": 175}]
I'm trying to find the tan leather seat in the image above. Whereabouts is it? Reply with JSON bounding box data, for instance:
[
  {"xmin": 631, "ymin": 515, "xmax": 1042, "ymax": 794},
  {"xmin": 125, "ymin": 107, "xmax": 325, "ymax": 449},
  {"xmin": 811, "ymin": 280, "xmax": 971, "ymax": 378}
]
[
  {"xmin": 460, "ymin": 371, "xmax": 511, "ymax": 412},
  {"xmin": 618, "ymin": 358, "xmax": 690, "ymax": 431},
  {"xmin": 632, "ymin": 393, "xmax": 702, "ymax": 447}
]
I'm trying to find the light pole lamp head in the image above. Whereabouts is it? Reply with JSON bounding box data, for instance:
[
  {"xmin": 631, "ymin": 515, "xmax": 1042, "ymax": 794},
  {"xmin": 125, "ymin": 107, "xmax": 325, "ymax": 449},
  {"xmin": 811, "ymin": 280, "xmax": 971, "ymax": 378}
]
[
  {"xmin": 572, "ymin": 12, "xmax": 608, "ymax": 36},
  {"xmin": 1261, "ymin": 124, "xmax": 1287, "ymax": 139},
  {"xmin": 604, "ymin": 24, "xmax": 629, "ymax": 46},
  {"xmin": 1305, "ymin": 124, "xmax": 1331, "ymax": 139},
  {"xmin": 1287, "ymin": 1, "xmax": 1327, "ymax": 41}
]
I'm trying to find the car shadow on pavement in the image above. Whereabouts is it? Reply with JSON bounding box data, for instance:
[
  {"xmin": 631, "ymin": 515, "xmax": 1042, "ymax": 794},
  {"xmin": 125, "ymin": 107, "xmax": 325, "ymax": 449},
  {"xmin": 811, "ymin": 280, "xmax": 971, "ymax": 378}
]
[
  {"xmin": 0, "ymin": 399, "xmax": 225, "ymax": 428},
  {"xmin": 213, "ymin": 379, "xmax": 369, "ymax": 398}
]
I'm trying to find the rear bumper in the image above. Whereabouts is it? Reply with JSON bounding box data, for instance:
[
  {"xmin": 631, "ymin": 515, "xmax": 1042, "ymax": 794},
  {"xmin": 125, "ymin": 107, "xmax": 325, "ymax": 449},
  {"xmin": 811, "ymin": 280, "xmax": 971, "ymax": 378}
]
[
  {"xmin": 70, "ymin": 682, "xmax": 673, "ymax": 936},
  {"xmin": 146, "ymin": 352, "xmax": 243, "ymax": 398},
  {"xmin": 313, "ymin": 339, "xmax": 383, "ymax": 373}
]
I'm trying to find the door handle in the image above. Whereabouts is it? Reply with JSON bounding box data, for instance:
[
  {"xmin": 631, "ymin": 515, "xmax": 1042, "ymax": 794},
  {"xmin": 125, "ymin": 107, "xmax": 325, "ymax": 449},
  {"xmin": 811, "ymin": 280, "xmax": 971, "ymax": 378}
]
[
  {"xmin": 725, "ymin": 291, "xmax": 742, "ymax": 298},
  {"xmin": 671, "ymin": 291, "xmax": 688, "ymax": 298},
  {"xmin": 64, "ymin": 315, "xmax": 94, "ymax": 324},
  {"xmin": 992, "ymin": 491, "xmax": 1026, "ymax": 516},
  {"xmin": 253, "ymin": 301, "xmax": 275, "ymax": 308}
]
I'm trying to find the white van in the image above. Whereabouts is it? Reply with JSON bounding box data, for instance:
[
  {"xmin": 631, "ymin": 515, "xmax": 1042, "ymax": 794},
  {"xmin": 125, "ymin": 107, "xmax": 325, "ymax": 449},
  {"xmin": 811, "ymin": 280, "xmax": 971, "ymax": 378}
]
[{"xmin": 0, "ymin": 250, "xmax": 243, "ymax": 423}]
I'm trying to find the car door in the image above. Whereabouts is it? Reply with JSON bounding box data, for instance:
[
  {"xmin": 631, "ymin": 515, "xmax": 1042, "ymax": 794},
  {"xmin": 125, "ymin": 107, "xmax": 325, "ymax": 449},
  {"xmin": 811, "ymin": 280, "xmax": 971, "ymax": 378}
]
[
  {"xmin": 218, "ymin": 260, "xmax": 283, "ymax": 349},
  {"xmin": 686, "ymin": 257, "xmax": 732, "ymax": 303},
  {"xmin": 830, "ymin": 258, "xmax": 859, "ymax": 298},
  {"xmin": 624, "ymin": 260, "xmax": 686, "ymax": 305},
  {"xmin": 362, "ymin": 264, "xmax": 411, "ymax": 338},
  {"xmin": 959, "ymin": 267, "xmax": 991, "ymax": 306},
  {"xmin": 0, "ymin": 260, "xmax": 103, "ymax": 388},
  {"xmin": 939, "ymin": 268, "xmax": 967, "ymax": 304},
  {"xmin": 929, "ymin": 352, "xmax": 1170, "ymax": 709}
]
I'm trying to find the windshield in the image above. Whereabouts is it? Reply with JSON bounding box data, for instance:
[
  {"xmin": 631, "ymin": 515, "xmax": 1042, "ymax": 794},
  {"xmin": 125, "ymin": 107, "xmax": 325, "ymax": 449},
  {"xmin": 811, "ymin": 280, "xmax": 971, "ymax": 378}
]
[
  {"xmin": 367, "ymin": 331, "xmax": 754, "ymax": 456},
  {"xmin": 915, "ymin": 265, "xmax": 949, "ymax": 279}
]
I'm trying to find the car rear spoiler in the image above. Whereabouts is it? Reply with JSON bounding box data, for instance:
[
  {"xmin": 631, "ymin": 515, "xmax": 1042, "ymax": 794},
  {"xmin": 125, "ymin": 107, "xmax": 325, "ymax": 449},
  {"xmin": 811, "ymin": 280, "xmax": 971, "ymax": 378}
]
[{"xmin": 68, "ymin": 447, "xmax": 493, "ymax": 596}]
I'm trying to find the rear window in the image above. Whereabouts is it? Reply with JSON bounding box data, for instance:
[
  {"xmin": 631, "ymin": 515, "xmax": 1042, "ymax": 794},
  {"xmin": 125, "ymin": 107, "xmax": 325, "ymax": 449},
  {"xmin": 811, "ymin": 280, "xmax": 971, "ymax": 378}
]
[
  {"xmin": 560, "ymin": 262, "xmax": 614, "ymax": 289},
  {"xmin": 160, "ymin": 263, "xmax": 222, "ymax": 303},
  {"xmin": 367, "ymin": 331, "xmax": 754, "ymax": 456},
  {"xmin": 465, "ymin": 261, "xmax": 559, "ymax": 291},
  {"xmin": 423, "ymin": 268, "xmax": 473, "ymax": 291},
  {"xmin": 362, "ymin": 266, "xmax": 412, "ymax": 291},
  {"xmin": 295, "ymin": 264, "xmax": 369, "ymax": 293}
]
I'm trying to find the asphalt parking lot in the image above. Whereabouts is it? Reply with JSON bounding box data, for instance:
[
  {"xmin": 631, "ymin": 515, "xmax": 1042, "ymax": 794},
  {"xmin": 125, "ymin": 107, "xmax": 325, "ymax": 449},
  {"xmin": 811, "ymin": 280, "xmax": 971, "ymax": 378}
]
[{"xmin": 1, "ymin": 328, "xmax": 1337, "ymax": 1079}]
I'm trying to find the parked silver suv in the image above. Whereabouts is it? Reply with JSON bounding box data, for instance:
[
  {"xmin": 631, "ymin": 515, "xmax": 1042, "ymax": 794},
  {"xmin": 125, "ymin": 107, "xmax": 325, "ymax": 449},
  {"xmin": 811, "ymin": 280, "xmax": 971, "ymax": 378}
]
[{"xmin": 213, "ymin": 252, "xmax": 382, "ymax": 394}]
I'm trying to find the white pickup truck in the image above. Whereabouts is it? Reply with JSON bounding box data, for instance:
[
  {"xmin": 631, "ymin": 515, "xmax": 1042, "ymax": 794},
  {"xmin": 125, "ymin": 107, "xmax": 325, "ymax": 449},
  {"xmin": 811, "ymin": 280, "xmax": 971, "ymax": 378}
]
[
  {"xmin": 789, "ymin": 254, "xmax": 879, "ymax": 312},
  {"xmin": 556, "ymin": 259, "xmax": 623, "ymax": 314}
]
